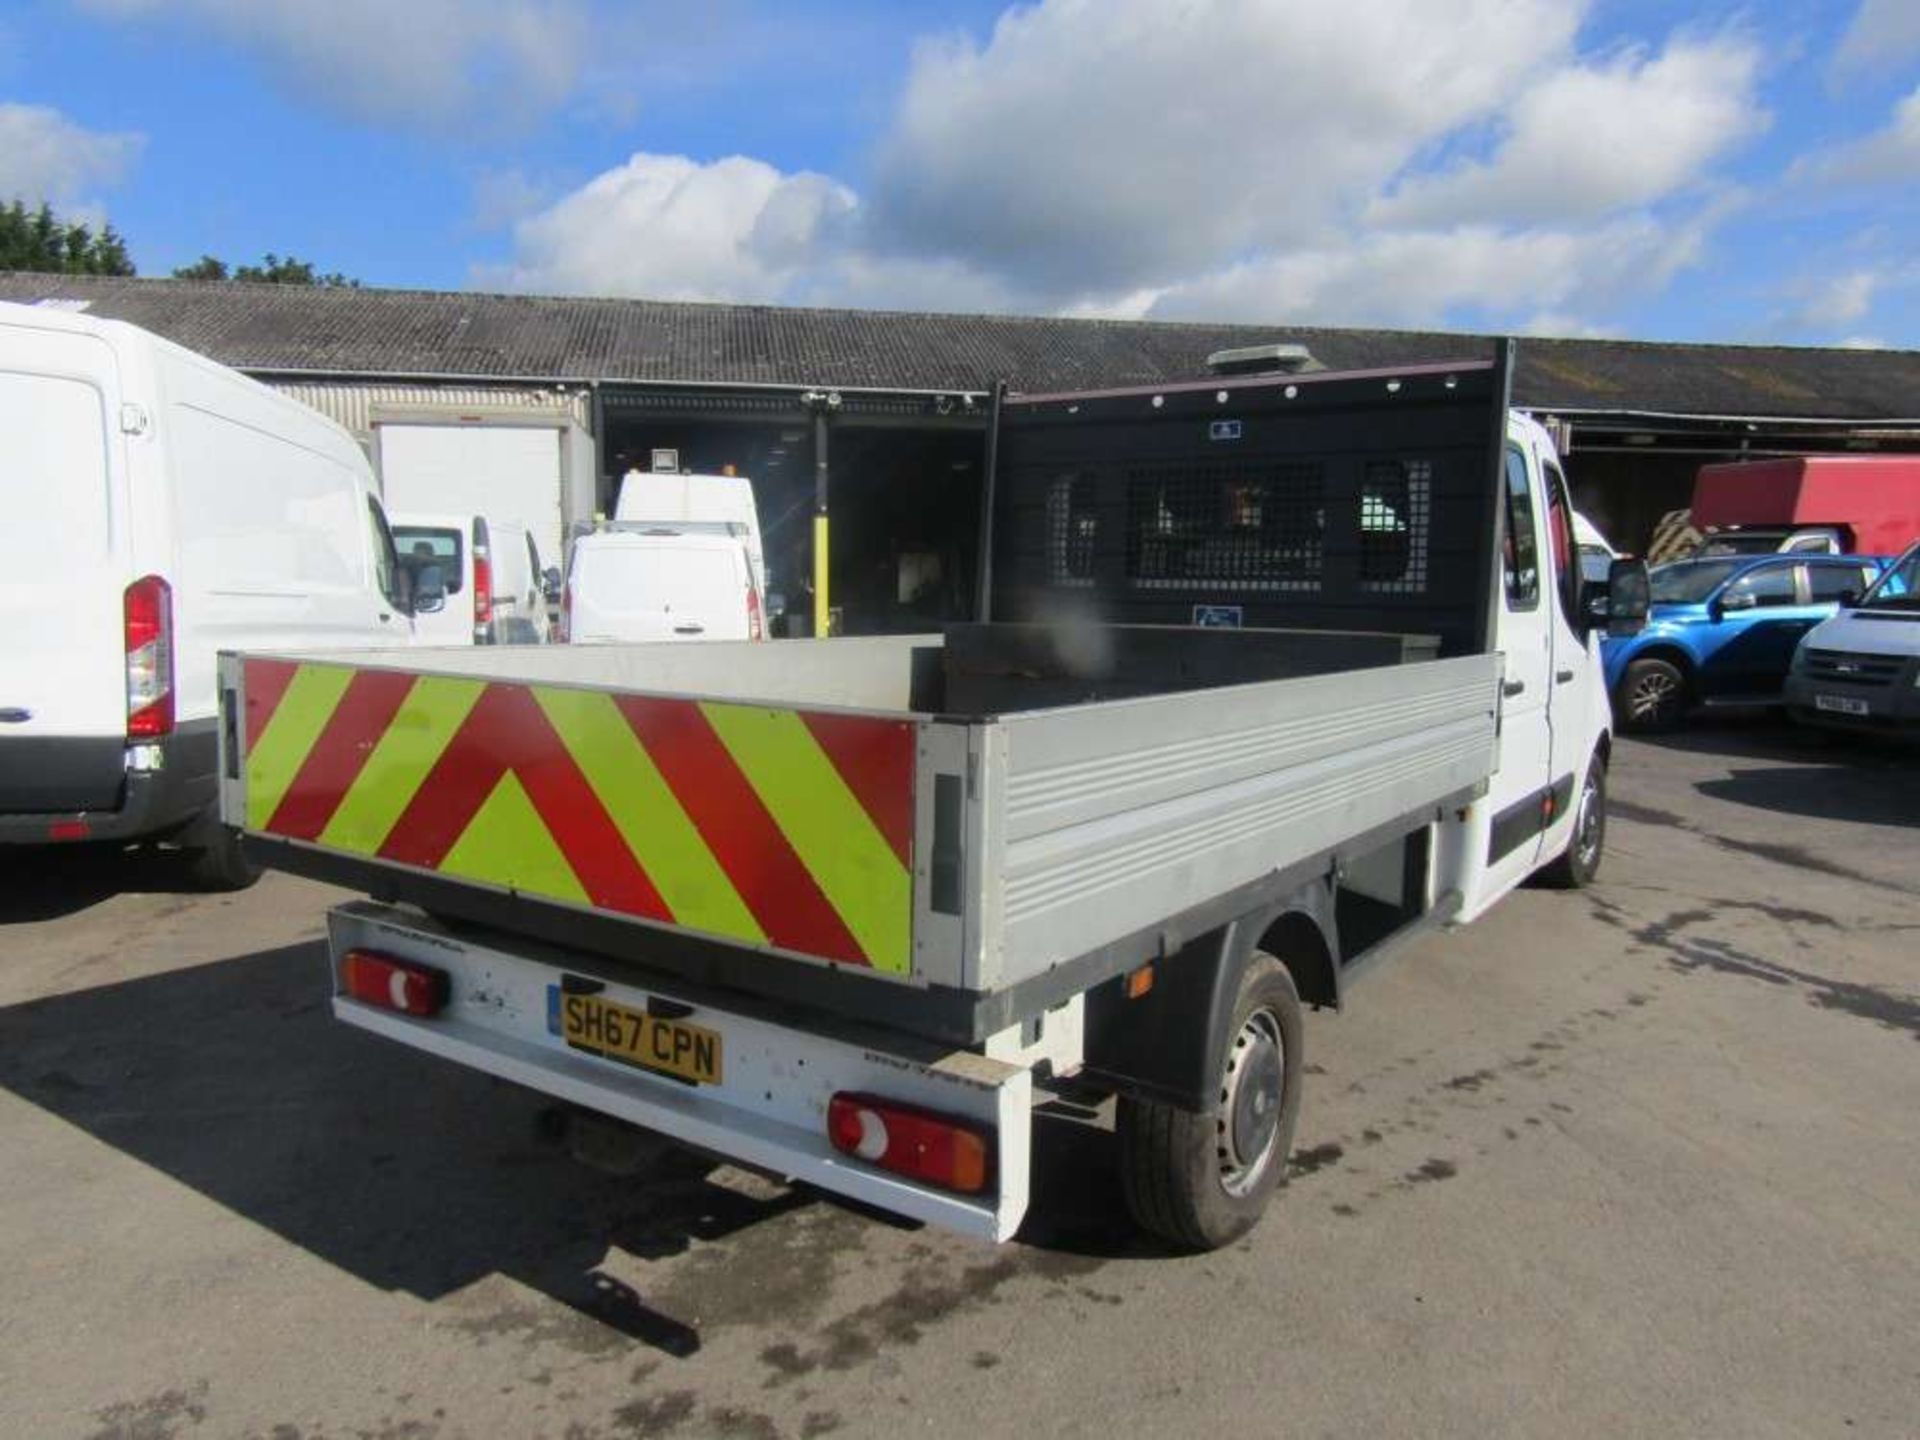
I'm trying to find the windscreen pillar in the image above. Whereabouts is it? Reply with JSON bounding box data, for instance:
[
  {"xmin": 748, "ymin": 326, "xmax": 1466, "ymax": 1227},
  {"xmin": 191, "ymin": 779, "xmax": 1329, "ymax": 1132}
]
[{"xmin": 806, "ymin": 391, "xmax": 839, "ymax": 636}]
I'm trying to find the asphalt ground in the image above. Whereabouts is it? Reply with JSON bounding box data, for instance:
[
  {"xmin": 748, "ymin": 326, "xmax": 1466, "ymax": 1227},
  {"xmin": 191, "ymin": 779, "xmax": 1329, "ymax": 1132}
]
[{"xmin": 1, "ymin": 717, "xmax": 1915, "ymax": 1439}]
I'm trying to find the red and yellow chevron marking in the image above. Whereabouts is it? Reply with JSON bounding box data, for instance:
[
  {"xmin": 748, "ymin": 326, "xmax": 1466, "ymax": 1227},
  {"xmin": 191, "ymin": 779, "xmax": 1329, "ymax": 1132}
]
[{"xmin": 241, "ymin": 659, "xmax": 916, "ymax": 973}]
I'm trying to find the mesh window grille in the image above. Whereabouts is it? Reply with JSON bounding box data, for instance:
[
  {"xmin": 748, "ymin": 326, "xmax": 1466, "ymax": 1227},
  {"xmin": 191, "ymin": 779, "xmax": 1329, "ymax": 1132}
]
[
  {"xmin": 1125, "ymin": 461, "xmax": 1326, "ymax": 591},
  {"xmin": 1046, "ymin": 472, "xmax": 1099, "ymax": 585},
  {"xmin": 1359, "ymin": 458, "xmax": 1431, "ymax": 594}
]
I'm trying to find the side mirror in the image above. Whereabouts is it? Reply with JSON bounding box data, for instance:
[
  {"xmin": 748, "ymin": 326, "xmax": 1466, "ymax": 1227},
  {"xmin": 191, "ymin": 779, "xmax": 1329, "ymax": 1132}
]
[
  {"xmin": 765, "ymin": 590, "xmax": 788, "ymax": 620},
  {"xmin": 413, "ymin": 562, "xmax": 448, "ymax": 614},
  {"xmin": 1837, "ymin": 588, "xmax": 1859, "ymax": 609},
  {"xmin": 1718, "ymin": 590, "xmax": 1756, "ymax": 614},
  {"xmin": 543, "ymin": 566, "xmax": 562, "ymax": 602},
  {"xmin": 1604, "ymin": 558, "xmax": 1650, "ymax": 638}
]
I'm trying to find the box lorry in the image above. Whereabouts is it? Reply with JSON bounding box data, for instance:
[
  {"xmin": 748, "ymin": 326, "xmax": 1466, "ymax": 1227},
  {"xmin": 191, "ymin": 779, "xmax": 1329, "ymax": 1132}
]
[
  {"xmin": 217, "ymin": 345, "xmax": 1650, "ymax": 1248},
  {"xmin": 1689, "ymin": 455, "xmax": 1920, "ymax": 557},
  {"xmin": 0, "ymin": 301, "xmax": 419, "ymax": 887}
]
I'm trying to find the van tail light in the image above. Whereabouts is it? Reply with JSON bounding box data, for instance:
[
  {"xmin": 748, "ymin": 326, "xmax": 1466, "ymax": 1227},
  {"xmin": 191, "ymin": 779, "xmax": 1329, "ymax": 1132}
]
[
  {"xmin": 124, "ymin": 574, "xmax": 174, "ymax": 739},
  {"xmin": 341, "ymin": 949, "xmax": 448, "ymax": 1017},
  {"xmin": 558, "ymin": 580, "xmax": 572, "ymax": 642},
  {"xmin": 827, "ymin": 1093, "xmax": 992, "ymax": 1195},
  {"xmin": 472, "ymin": 549, "xmax": 494, "ymax": 642},
  {"xmin": 747, "ymin": 585, "xmax": 764, "ymax": 640}
]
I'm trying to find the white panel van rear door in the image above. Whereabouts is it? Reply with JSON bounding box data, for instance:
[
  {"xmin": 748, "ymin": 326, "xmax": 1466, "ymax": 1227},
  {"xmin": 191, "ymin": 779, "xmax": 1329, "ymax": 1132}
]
[{"xmin": 0, "ymin": 323, "xmax": 127, "ymax": 744}]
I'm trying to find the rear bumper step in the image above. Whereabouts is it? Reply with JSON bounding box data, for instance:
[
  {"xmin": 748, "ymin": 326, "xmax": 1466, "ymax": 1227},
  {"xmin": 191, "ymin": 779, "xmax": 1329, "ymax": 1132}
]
[{"xmin": 327, "ymin": 902, "xmax": 1033, "ymax": 1241}]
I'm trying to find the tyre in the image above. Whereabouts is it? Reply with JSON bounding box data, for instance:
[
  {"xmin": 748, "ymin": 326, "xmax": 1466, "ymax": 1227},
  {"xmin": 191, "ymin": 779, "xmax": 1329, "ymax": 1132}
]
[
  {"xmin": 181, "ymin": 814, "xmax": 262, "ymax": 892},
  {"xmin": 1537, "ymin": 758, "xmax": 1605, "ymax": 889},
  {"xmin": 1118, "ymin": 954, "xmax": 1303, "ymax": 1251},
  {"xmin": 1614, "ymin": 656, "xmax": 1687, "ymax": 732}
]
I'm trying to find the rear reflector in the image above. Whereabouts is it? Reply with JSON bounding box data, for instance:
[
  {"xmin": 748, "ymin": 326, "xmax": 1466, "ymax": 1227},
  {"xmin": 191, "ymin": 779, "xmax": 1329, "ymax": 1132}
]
[
  {"xmin": 48, "ymin": 821, "xmax": 90, "ymax": 842},
  {"xmin": 827, "ymin": 1093, "xmax": 991, "ymax": 1195},
  {"xmin": 341, "ymin": 949, "xmax": 449, "ymax": 1017}
]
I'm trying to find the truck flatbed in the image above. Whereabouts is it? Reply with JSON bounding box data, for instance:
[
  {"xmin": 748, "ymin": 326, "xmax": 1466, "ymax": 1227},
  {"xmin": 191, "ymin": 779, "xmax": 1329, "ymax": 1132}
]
[{"xmin": 224, "ymin": 622, "xmax": 1497, "ymax": 1043}]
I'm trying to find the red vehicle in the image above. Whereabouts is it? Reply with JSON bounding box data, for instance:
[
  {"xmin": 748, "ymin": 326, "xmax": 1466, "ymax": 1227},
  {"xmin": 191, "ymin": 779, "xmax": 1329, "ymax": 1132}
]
[{"xmin": 1690, "ymin": 455, "xmax": 1920, "ymax": 557}]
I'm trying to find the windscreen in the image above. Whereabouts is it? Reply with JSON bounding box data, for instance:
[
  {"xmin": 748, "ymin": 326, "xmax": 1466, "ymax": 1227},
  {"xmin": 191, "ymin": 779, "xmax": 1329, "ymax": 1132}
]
[
  {"xmin": 1650, "ymin": 559, "xmax": 1742, "ymax": 604},
  {"xmin": 0, "ymin": 369, "xmax": 111, "ymax": 581},
  {"xmin": 1860, "ymin": 548, "xmax": 1919, "ymax": 607},
  {"xmin": 580, "ymin": 543, "xmax": 739, "ymax": 611},
  {"xmin": 392, "ymin": 526, "xmax": 464, "ymax": 593}
]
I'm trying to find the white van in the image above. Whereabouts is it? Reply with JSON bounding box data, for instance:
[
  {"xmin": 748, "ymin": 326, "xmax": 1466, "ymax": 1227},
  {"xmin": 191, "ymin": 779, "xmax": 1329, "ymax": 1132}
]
[
  {"xmin": 1784, "ymin": 540, "xmax": 1920, "ymax": 739},
  {"xmin": 391, "ymin": 511, "xmax": 550, "ymax": 645},
  {"xmin": 561, "ymin": 529, "xmax": 763, "ymax": 644},
  {"xmin": 613, "ymin": 470, "xmax": 767, "ymax": 594},
  {"xmin": 0, "ymin": 301, "xmax": 416, "ymax": 885}
]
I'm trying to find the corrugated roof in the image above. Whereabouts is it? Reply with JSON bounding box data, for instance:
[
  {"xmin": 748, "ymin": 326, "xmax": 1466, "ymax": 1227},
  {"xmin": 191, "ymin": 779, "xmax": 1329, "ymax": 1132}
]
[{"xmin": 3, "ymin": 272, "xmax": 1917, "ymax": 421}]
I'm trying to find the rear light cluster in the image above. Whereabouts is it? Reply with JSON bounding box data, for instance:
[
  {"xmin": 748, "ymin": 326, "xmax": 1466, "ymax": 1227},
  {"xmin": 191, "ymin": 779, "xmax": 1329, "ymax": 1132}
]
[
  {"xmin": 557, "ymin": 580, "xmax": 573, "ymax": 642},
  {"xmin": 827, "ymin": 1093, "xmax": 991, "ymax": 1194},
  {"xmin": 341, "ymin": 949, "xmax": 449, "ymax": 1017},
  {"xmin": 747, "ymin": 586, "xmax": 764, "ymax": 640},
  {"xmin": 472, "ymin": 521, "xmax": 494, "ymax": 643},
  {"xmin": 124, "ymin": 574, "xmax": 174, "ymax": 739}
]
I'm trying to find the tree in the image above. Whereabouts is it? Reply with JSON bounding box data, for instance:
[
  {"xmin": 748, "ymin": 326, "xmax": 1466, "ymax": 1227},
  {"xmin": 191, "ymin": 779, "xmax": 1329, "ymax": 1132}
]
[
  {"xmin": 0, "ymin": 199, "xmax": 136, "ymax": 276},
  {"xmin": 171, "ymin": 255, "xmax": 229, "ymax": 281},
  {"xmin": 173, "ymin": 251, "xmax": 358, "ymax": 287}
]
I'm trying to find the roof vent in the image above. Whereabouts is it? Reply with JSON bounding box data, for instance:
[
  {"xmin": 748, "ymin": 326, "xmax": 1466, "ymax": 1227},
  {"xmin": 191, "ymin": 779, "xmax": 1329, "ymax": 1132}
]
[{"xmin": 1206, "ymin": 342, "xmax": 1318, "ymax": 376}]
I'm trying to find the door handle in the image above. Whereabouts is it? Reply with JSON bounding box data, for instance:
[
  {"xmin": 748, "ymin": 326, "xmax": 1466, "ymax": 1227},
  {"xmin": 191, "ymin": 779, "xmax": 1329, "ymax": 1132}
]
[
  {"xmin": 1556, "ymin": 668, "xmax": 1576, "ymax": 684},
  {"xmin": 1503, "ymin": 680, "xmax": 1526, "ymax": 697},
  {"xmin": 673, "ymin": 623, "xmax": 705, "ymax": 635}
]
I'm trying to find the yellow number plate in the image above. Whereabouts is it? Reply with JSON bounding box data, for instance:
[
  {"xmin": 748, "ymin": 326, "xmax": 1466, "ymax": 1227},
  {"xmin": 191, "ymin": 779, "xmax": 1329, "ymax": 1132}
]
[{"xmin": 559, "ymin": 992, "xmax": 722, "ymax": 1085}]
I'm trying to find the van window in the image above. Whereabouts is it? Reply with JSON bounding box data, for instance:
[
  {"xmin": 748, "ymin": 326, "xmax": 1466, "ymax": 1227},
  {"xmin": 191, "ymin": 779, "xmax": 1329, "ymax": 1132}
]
[
  {"xmin": 1502, "ymin": 448, "xmax": 1540, "ymax": 610},
  {"xmin": 580, "ymin": 544, "xmax": 741, "ymax": 610},
  {"xmin": 392, "ymin": 526, "xmax": 464, "ymax": 594},
  {"xmin": 366, "ymin": 500, "xmax": 403, "ymax": 608},
  {"xmin": 2, "ymin": 370, "xmax": 110, "ymax": 580}
]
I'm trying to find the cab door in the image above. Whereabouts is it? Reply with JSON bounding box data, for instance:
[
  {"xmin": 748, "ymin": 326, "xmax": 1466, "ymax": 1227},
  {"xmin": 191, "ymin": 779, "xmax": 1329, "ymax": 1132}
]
[
  {"xmin": 1539, "ymin": 458, "xmax": 1605, "ymax": 866},
  {"xmin": 1456, "ymin": 441, "xmax": 1556, "ymax": 918}
]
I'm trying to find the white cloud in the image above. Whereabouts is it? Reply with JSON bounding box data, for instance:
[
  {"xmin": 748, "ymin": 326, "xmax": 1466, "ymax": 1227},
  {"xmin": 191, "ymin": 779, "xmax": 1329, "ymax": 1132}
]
[
  {"xmin": 476, "ymin": 153, "xmax": 859, "ymax": 303},
  {"xmin": 865, "ymin": 0, "xmax": 1586, "ymax": 294},
  {"xmin": 483, "ymin": 0, "xmax": 1761, "ymax": 337},
  {"xmin": 1798, "ymin": 270, "xmax": 1879, "ymax": 329},
  {"xmin": 1370, "ymin": 32, "xmax": 1766, "ymax": 227},
  {"xmin": 77, "ymin": 0, "xmax": 592, "ymax": 128},
  {"xmin": 1830, "ymin": 0, "xmax": 1920, "ymax": 79},
  {"xmin": 1835, "ymin": 335, "xmax": 1888, "ymax": 349},
  {"xmin": 1790, "ymin": 84, "xmax": 1920, "ymax": 189},
  {"xmin": 0, "ymin": 101, "xmax": 144, "ymax": 211},
  {"xmin": 1140, "ymin": 213, "xmax": 1716, "ymax": 329}
]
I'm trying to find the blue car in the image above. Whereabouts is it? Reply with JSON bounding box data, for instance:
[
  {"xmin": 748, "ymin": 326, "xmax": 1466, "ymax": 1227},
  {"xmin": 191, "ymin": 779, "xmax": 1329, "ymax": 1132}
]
[{"xmin": 1603, "ymin": 552, "xmax": 1886, "ymax": 731}]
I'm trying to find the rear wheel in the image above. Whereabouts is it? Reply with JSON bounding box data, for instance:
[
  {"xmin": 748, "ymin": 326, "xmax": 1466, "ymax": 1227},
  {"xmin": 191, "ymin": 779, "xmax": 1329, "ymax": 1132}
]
[
  {"xmin": 1538, "ymin": 759, "xmax": 1605, "ymax": 889},
  {"xmin": 180, "ymin": 812, "xmax": 262, "ymax": 892},
  {"xmin": 1118, "ymin": 954, "xmax": 1302, "ymax": 1251},
  {"xmin": 1615, "ymin": 657, "xmax": 1687, "ymax": 732}
]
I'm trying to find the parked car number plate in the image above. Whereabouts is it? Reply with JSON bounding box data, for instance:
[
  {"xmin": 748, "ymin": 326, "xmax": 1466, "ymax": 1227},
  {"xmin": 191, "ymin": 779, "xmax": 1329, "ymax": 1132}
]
[
  {"xmin": 557, "ymin": 991, "xmax": 722, "ymax": 1085},
  {"xmin": 1814, "ymin": 694, "xmax": 1870, "ymax": 716}
]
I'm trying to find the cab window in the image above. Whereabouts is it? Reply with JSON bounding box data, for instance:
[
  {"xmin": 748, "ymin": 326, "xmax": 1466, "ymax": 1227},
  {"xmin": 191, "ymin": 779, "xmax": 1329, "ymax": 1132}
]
[
  {"xmin": 1542, "ymin": 460, "xmax": 1580, "ymax": 621},
  {"xmin": 1501, "ymin": 448, "xmax": 1539, "ymax": 610}
]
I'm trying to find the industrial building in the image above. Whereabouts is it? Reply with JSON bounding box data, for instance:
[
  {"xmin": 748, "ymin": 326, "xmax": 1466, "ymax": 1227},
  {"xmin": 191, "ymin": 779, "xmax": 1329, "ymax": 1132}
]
[{"xmin": 5, "ymin": 272, "xmax": 1917, "ymax": 633}]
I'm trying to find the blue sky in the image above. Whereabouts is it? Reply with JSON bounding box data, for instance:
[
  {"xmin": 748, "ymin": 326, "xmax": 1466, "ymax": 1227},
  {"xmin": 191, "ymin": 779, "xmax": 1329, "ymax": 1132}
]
[{"xmin": 2, "ymin": 0, "xmax": 1915, "ymax": 347}]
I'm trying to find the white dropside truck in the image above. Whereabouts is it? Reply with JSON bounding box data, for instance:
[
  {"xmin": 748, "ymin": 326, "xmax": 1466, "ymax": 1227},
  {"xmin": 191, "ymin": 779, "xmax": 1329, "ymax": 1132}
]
[{"xmin": 219, "ymin": 346, "xmax": 1650, "ymax": 1248}]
